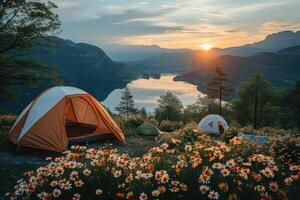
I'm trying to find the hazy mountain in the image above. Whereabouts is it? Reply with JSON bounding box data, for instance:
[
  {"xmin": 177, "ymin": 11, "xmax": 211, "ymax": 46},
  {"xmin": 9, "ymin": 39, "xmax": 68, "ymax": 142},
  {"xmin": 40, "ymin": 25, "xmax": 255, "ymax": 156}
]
[
  {"xmin": 175, "ymin": 45, "xmax": 300, "ymax": 91},
  {"xmin": 29, "ymin": 37, "xmax": 134, "ymax": 81},
  {"xmin": 2, "ymin": 37, "xmax": 135, "ymax": 113},
  {"xmin": 128, "ymin": 30, "xmax": 300, "ymax": 70},
  {"xmin": 218, "ymin": 31, "xmax": 300, "ymax": 56},
  {"xmin": 104, "ymin": 44, "xmax": 192, "ymax": 61}
]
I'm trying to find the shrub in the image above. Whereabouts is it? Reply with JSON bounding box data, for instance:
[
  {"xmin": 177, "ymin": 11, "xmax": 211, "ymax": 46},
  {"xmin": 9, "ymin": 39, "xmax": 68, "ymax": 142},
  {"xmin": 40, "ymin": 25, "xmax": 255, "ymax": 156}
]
[
  {"xmin": 0, "ymin": 115, "xmax": 16, "ymax": 127},
  {"xmin": 158, "ymin": 120, "xmax": 182, "ymax": 132},
  {"xmin": 115, "ymin": 115, "xmax": 147, "ymax": 136}
]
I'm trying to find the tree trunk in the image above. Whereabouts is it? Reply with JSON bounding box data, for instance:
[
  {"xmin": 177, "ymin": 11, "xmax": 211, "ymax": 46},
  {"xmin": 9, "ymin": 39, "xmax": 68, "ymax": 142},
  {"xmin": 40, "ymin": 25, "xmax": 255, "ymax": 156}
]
[
  {"xmin": 126, "ymin": 102, "xmax": 128, "ymax": 120},
  {"xmin": 254, "ymin": 80, "xmax": 258, "ymax": 129},
  {"xmin": 219, "ymin": 80, "xmax": 222, "ymax": 115},
  {"xmin": 257, "ymin": 102, "xmax": 266, "ymax": 129}
]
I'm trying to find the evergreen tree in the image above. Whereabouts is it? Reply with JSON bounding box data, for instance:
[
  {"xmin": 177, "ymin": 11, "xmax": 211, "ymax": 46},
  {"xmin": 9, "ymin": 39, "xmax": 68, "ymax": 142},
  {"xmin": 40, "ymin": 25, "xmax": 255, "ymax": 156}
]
[
  {"xmin": 206, "ymin": 66, "xmax": 231, "ymax": 115},
  {"xmin": 281, "ymin": 79, "xmax": 300, "ymax": 129},
  {"xmin": 139, "ymin": 107, "xmax": 148, "ymax": 118},
  {"xmin": 154, "ymin": 91, "xmax": 183, "ymax": 122},
  {"xmin": 233, "ymin": 70, "xmax": 279, "ymax": 129},
  {"xmin": 115, "ymin": 87, "xmax": 137, "ymax": 119},
  {"xmin": 0, "ymin": 0, "xmax": 61, "ymax": 99}
]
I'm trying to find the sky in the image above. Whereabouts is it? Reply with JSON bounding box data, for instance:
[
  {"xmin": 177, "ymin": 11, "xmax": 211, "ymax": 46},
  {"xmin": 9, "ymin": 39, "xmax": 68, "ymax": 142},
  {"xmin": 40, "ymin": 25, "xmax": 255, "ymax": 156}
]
[{"xmin": 52, "ymin": 0, "xmax": 300, "ymax": 50}]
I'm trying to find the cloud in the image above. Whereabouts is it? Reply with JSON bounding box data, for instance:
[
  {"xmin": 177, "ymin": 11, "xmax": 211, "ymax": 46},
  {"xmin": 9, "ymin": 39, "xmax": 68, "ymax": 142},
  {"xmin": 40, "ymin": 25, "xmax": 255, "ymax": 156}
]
[
  {"xmin": 52, "ymin": 0, "xmax": 300, "ymax": 49},
  {"xmin": 229, "ymin": 1, "xmax": 287, "ymax": 13},
  {"xmin": 61, "ymin": 8, "xmax": 182, "ymax": 45},
  {"xmin": 259, "ymin": 21, "xmax": 300, "ymax": 34}
]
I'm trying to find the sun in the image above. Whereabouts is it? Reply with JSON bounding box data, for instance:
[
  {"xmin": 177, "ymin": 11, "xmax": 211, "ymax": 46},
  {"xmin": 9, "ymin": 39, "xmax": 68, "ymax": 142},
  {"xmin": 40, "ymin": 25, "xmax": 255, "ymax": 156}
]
[{"xmin": 200, "ymin": 43, "xmax": 213, "ymax": 51}]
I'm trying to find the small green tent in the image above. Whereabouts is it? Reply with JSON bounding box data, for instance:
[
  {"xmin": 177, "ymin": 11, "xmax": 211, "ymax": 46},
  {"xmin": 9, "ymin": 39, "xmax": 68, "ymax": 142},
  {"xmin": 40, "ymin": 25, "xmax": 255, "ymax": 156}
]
[{"xmin": 136, "ymin": 123, "xmax": 160, "ymax": 136}]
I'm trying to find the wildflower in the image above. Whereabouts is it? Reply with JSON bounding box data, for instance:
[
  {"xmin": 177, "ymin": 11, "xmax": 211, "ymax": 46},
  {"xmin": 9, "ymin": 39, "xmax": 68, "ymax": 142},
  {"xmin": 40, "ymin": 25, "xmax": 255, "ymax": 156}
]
[
  {"xmin": 60, "ymin": 182, "xmax": 72, "ymax": 190},
  {"xmin": 226, "ymin": 159, "xmax": 236, "ymax": 168},
  {"xmin": 161, "ymin": 174, "xmax": 170, "ymax": 183},
  {"xmin": 212, "ymin": 162, "xmax": 224, "ymax": 170},
  {"xmin": 70, "ymin": 170, "xmax": 78, "ymax": 180},
  {"xmin": 52, "ymin": 189, "xmax": 61, "ymax": 198},
  {"xmin": 50, "ymin": 180, "xmax": 58, "ymax": 187},
  {"xmin": 126, "ymin": 191, "xmax": 134, "ymax": 199},
  {"xmin": 284, "ymin": 177, "xmax": 293, "ymax": 186},
  {"xmin": 191, "ymin": 156, "xmax": 202, "ymax": 168},
  {"xmin": 268, "ymin": 182, "xmax": 279, "ymax": 192},
  {"xmin": 95, "ymin": 189, "xmax": 103, "ymax": 195},
  {"xmin": 218, "ymin": 182, "xmax": 229, "ymax": 192},
  {"xmin": 221, "ymin": 168, "xmax": 230, "ymax": 177},
  {"xmin": 139, "ymin": 192, "xmax": 148, "ymax": 200},
  {"xmin": 128, "ymin": 162, "xmax": 137, "ymax": 170},
  {"xmin": 199, "ymin": 185, "xmax": 209, "ymax": 194},
  {"xmin": 185, "ymin": 144, "xmax": 192, "ymax": 152},
  {"xmin": 135, "ymin": 170, "xmax": 143, "ymax": 180},
  {"xmin": 171, "ymin": 138, "xmax": 181, "ymax": 145},
  {"xmin": 142, "ymin": 172, "xmax": 153, "ymax": 180},
  {"xmin": 158, "ymin": 186, "xmax": 166, "ymax": 194},
  {"xmin": 125, "ymin": 173, "xmax": 133, "ymax": 183},
  {"xmin": 152, "ymin": 190, "xmax": 160, "ymax": 197},
  {"xmin": 208, "ymin": 190, "xmax": 220, "ymax": 199},
  {"xmin": 116, "ymin": 158, "xmax": 127, "ymax": 168},
  {"xmin": 113, "ymin": 170, "xmax": 122, "ymax": 178},
  {"xmin": 239, "ymin": 168, "xmax": 250, "ymax": 180},
  {"xmin": 171, "ymin": 180, "xmax": 180, "ymax": 186},
  {"xmin": 118, "ymin": 183, "xmax": 126, "ymax": 189},
  {"xmin": 230, "ymin": 136, "xmax": 242, "ymax": 145},
  {"xmin": 180, "ymin": 183, "xmax": 188, "ymax": 191},
  {"xmin": 54, "ymin": 167, "xmax": 64, "ymax": 177},
  {"xmin": 72, "ymin": 193, "xmax": 81, "ymax": 200},
  {"xmin": 254, "ymin": 185, "xmax": 265, "ymax": 192},
  {"xmin": 37, "ymin": 192, "xmax": 51, "ymax": 200},
  {"xmin": 82, "ymin": 169, "xmax": 91, "ymax": 176},
  {"xmin": 199, "ymin": 167, "xmax": 213, "ymax": 184},
  {"xmin": 260, "ymin": 167, "xmax": 274, "ymax": 178},
  {"xmin": 170, "ymin": 187, "xmax": 179, "ymax": 192},
  {"xmin": 74, "ymin": 180, "xmax": 84, "ymax": 187},
  {"xmin": 155, "ymin": 170, "xmax": 169, "ymax": 183},
  {"xmin": 161, "ymin": 143, "xmax": 169, "ymax": 149},
  {"xmin": 251, "ymin": 172, "xmax": 262, "ymax": 182}
]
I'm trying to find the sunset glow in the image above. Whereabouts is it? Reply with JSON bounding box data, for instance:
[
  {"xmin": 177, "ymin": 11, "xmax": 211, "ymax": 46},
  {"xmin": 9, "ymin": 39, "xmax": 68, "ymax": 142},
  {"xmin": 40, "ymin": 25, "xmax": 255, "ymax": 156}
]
[
  {"xmin": 52, "ymin": 0, "xmax": 300, "ymax": 49},
  {"xmin": 200, "ymin": 43, "xmax": 213, "ymax": 51}
]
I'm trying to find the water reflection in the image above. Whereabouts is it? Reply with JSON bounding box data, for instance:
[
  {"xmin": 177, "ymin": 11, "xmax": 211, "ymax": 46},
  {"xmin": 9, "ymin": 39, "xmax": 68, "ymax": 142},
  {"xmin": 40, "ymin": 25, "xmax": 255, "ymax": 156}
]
[{"xmin": 102, "ymin": 75, "xmax": 205, "ymax": 112}]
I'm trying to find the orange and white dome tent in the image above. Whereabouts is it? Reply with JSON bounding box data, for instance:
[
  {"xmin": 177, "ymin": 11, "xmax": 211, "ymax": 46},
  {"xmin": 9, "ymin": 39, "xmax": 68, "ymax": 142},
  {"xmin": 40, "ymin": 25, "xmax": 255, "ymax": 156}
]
[{"xmin": 8, "ymin": 86, "xmax": 125, "ymax": 152}]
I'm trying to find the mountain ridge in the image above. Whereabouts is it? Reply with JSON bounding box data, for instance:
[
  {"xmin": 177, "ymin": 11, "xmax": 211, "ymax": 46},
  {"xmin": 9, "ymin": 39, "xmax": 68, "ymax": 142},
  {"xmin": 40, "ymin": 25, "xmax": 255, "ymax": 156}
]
[
  {"xmin": 175, "ymin": 45, "xmax": 300, "ymax": 91},
  {"xmin": 2, "ymin": 37, "xmax": 135, "ymax": 113}
]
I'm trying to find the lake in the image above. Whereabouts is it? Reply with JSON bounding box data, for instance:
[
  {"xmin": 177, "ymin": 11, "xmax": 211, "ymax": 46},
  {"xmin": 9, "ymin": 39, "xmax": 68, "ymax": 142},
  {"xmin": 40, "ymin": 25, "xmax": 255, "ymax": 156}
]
[{"xmin": 102, "ymin": 75, "xmax": 205, "ymax": 113}]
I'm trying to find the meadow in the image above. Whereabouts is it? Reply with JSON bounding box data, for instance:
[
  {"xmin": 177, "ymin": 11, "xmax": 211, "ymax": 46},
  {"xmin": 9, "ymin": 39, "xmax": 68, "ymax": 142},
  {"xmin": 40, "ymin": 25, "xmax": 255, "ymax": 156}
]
[{"xmin": 1, "ymin": 116, "xmax": 299, "ymax": 200}]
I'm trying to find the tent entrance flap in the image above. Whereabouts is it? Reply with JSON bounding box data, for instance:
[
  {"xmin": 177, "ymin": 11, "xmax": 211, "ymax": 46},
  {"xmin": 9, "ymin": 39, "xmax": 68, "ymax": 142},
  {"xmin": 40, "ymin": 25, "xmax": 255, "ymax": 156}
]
[{"xmin": 66, "ymin": 120, "xmax": 97, "ymax": 138}]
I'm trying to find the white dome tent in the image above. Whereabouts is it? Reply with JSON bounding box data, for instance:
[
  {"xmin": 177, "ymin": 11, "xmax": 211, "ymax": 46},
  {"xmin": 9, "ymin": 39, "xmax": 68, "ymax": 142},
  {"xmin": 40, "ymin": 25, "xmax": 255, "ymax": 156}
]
[{"xmin": 198, "ymin": 114, "xmax": 229, "ymax": 134}]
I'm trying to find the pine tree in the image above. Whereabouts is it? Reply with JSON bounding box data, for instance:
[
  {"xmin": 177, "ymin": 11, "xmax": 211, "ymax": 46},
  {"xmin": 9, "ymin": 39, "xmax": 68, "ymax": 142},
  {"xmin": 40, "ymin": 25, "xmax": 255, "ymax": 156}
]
[
  {"xmin": 139, "ymin": 107, "xmax": 148, "ymax": 118},
  {"xmin": 233, "ymin": 70, "xmax": 278, "ymax": 129},
  {"xmin": 154, "ymin": 91, "xmax": 183, "ymax": 122},
  {"xmin": 206, "ymin": 66, "xmax": 231, "ymax": 115},
  {"xmin": 282, "ymin": 79, "xmax": 300, "ymax": 129},
  {"xmin": 115, "ymin": 87, "xmax": 137, "ymax": 119}
]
